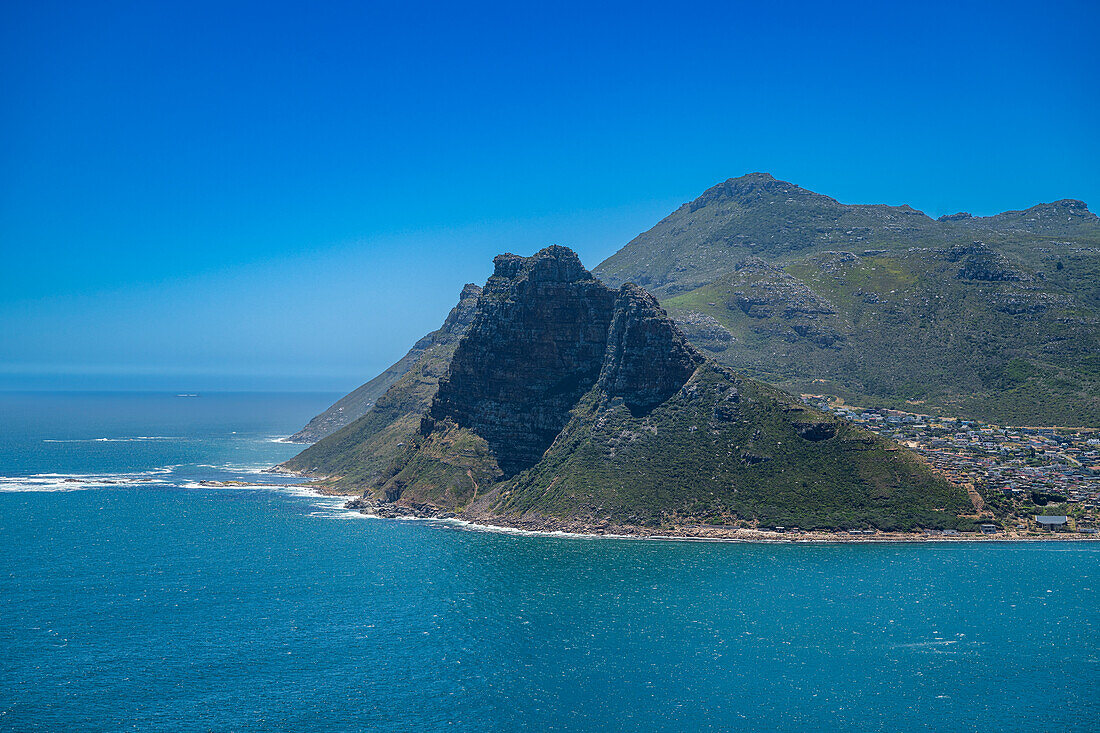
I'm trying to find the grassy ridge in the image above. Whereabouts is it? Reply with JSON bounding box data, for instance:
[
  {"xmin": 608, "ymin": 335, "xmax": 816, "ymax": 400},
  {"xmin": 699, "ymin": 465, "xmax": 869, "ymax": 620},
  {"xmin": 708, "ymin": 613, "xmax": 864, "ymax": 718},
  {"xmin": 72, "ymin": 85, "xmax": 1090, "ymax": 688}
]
[
  {"xmin": 279, "ymin": 339, "xmax": 462, "ymax": 489},
  {"xmin": 485, "ymin": 364, "xmax": 970, "ymax": 531}
]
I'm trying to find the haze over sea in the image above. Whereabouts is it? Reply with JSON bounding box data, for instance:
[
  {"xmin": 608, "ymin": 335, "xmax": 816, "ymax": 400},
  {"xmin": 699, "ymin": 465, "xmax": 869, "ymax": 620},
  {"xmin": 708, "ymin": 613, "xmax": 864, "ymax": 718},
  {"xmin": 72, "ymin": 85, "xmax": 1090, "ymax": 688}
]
[{"xmin": 1, "ymin": 392, "xmax": 1097, "ymax": 731}]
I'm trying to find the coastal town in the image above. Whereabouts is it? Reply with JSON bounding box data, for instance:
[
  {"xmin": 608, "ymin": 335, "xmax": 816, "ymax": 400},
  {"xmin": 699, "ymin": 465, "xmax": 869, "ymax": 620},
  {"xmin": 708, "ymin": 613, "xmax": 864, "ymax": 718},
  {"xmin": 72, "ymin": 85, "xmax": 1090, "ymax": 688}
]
[{"xmin": 802, "ymin": 395, "xmax": 1100, "ymax": 535}]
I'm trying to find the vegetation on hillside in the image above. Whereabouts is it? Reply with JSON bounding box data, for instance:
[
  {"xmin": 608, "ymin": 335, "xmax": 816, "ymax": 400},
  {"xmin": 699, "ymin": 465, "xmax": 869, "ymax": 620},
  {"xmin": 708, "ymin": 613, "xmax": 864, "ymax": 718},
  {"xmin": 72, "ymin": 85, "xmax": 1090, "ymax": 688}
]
[
  {"xmin": 279, "ymin": 339, "xmax": 462, "ymax": 489},
  {"xmin": 474, "ymin": 365, "xmax": 971, "ymax": 531},
  {"xmin": 596, "ymin": 173, "xmax": 1100, "ymax": 426}
]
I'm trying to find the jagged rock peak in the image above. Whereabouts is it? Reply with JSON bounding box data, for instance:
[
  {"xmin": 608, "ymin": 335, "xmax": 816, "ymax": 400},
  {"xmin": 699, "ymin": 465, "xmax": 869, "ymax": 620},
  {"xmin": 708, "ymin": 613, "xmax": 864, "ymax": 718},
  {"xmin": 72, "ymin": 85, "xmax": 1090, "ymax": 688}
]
[
  {"xmin": 599, "ymin": 283, "xmax": 704, "ymax": 415},
  {"xmin": 733, "ymin": 171, "xmax": 776, "ymax": 183},
  {"xmin": 492, "ymin": 245, "xmax": 593, "ymax": 283},
  {"xmin": 970, "ymin": 199, "xmax": 1095, "ymax": 223},
  {"xmin": 437, "ymin": 283, "xmax": 483, "ymax": 336},
  {"xmin": 428, "ymin": 245, "xmax": 708, "ymax": 475},
  {"xmin": 431, "ymin": 245, "xmax": 616, "ymax": 478}
]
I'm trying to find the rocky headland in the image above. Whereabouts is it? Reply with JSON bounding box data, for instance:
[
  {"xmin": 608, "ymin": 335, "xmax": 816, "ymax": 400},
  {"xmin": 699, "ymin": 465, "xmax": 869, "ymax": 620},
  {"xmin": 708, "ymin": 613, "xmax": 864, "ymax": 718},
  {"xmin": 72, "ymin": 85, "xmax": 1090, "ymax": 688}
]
[{"xmin": 282, "ymin": 246, "xmax": 973, "ymax": 534}]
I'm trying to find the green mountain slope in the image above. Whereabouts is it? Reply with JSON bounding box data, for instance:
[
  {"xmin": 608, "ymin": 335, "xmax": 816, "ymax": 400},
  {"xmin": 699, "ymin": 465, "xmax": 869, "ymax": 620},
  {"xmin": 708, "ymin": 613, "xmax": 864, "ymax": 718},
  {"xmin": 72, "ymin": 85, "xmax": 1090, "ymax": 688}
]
[
  {"xmin": 595, "ymin": 173, "xmax": 1100, "ymax": 425},
  {"xmin": 278, "ymin": 331, "xmax": 465, "ymax": 488},
  {"xmin": 472, "ymin": 364, "xmax": 967, "ymax": 532}
]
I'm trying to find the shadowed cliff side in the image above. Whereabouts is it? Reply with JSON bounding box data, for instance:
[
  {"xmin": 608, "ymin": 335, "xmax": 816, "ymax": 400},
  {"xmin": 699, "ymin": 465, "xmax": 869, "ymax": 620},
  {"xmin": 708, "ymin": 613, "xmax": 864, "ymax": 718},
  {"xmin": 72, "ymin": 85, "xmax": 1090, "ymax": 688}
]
[{"xmin": 426, "ymin": 246, "xmax": 617, "ymax": 478}]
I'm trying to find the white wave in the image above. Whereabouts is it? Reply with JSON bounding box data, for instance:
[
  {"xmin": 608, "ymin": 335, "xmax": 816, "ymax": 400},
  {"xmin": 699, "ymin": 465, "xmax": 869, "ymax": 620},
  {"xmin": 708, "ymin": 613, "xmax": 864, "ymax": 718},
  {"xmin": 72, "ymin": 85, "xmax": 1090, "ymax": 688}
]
[
  {"xmin": 30, "ymin": 468, "xmax": 172, "ymax": 479},
  {"xmin": 192, "ymin": 461, "xmax": 279, "ymax": 475},
  {"xmin": 343, "ymin": 512, "xmax": 607, "ymax": 540},
  {"xmin": 43, "ymin": 436, "xmax": 181, "ymax": 443},
  {"xmin": 180, "ymin": 481, "xmax": 361, "ymax": 518},
  {"xmin": 315, "ymin": 509, "xmax": 373, "ymax": 520},
  {"xmin": 892, "ymin": 639, "xmax": 961, "ymax": 649},
  {"xmin": 168, "ymin": 460, "xmax": 272, "ymax": 474},
  {"xmin": 0, "ymin": 461, "xmax": 333, "ymax": 504},
  {"xmin": 179, "ymin": 481, "xmax": 344, "ymax": 506},
  {"xmin": 0, "ymin": 476, "xmax": 87, "ymax": 492},
  {"xmin": 438, "ymin": 517, "xmax": 626, "ymax": 540},
  {"xmin": 238, "ymin": 466, "xmax": 277, "ymax": 475},
  {"xmin": 0, "ymin": 470, "xmax": 174, "ymax": 492},
  {"xmin": 356, "ymin": 514, "xmax": 844, "ymax": 544}
]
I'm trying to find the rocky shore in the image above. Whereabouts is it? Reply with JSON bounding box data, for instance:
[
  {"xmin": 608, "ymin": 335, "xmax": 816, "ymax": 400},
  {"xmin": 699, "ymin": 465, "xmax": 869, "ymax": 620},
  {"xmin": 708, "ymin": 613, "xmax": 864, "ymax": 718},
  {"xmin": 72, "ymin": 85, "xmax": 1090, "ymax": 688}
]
[{"xmin": 344, "ymin": 497, "xmax": 1097, "ymax": 543}]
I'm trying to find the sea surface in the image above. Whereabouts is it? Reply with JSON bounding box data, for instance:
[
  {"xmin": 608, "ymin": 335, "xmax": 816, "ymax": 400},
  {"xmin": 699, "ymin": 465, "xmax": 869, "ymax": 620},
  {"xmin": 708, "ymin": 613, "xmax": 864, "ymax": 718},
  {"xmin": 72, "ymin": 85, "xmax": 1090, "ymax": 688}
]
[{"xmin": 0, "ymin": 392, "xmax": 1097, "ymax": 732}]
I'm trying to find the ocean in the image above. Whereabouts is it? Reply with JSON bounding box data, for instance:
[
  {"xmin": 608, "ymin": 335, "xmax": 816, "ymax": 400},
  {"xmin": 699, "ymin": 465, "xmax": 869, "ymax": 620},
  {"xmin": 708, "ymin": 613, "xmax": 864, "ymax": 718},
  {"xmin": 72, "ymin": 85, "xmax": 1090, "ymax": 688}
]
[{"xmin": 0, "ymin": 392, "xmax": 1097, "ymax": 731}]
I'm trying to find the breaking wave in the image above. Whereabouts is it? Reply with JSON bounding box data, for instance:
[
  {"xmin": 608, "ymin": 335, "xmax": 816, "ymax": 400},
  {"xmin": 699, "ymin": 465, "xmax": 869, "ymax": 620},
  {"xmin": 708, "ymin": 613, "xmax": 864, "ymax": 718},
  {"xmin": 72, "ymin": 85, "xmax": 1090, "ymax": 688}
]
[
  {"xmin": 0, "ymin": 468, "xmax": 175, "ymax": 492},
  {"xmin": 42, "ymin": 436, "xmax": 182, "ymax": 443}
]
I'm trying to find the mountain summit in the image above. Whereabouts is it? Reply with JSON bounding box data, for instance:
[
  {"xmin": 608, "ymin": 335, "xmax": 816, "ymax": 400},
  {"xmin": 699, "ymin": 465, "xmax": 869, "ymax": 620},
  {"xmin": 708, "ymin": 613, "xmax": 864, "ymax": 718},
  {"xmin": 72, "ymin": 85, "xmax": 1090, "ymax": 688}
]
[
  {"xmin": 282, "ymin": 246, "xmax": 969, "ymax": 533},
  {"xmin": 596, "ymin": 175, "xmax": 1100, "ymax": 425}
]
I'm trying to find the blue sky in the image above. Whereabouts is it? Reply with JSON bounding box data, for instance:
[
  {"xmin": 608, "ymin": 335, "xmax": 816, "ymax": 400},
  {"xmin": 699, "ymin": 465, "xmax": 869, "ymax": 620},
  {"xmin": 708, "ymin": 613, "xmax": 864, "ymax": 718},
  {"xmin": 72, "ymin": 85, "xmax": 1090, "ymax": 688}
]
[{"xmin": 2, "ymin": 0, "xmax": 1097, "ymax": 391}]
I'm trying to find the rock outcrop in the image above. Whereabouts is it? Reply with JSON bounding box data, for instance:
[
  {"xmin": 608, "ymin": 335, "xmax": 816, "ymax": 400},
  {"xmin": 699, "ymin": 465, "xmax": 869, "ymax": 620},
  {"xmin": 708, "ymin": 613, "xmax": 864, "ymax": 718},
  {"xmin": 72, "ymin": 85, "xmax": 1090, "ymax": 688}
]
[
  {"xmin": 427, "ymin": 247, "xmax": 617, "ymax": 477},
  {"xmin": 598, "ymin": 283, "xmax": 703, "ymax": 416},
  {"xmin": 950, "ymin": 242, "xmax": 1029, "ymax": 282},
  {"xmin": 674, "ymin": 312, "xmax": 734, "ymax": 352}
]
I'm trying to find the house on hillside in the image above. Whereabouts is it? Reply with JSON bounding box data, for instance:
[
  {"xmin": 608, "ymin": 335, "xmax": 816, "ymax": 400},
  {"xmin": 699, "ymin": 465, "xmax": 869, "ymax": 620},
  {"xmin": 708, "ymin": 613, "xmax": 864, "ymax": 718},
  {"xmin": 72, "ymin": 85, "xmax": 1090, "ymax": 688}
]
[{"xmin": 1034, "ymin": 515, "xmax": 1068, "ymax": 531}]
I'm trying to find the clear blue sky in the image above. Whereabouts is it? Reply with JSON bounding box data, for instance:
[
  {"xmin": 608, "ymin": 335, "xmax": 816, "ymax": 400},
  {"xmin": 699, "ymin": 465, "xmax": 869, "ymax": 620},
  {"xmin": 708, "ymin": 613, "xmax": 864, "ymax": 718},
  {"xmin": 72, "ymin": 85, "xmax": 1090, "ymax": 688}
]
[{"xmin": 2, "ymin": 0, "xmax": 1097, "ymax": 391}]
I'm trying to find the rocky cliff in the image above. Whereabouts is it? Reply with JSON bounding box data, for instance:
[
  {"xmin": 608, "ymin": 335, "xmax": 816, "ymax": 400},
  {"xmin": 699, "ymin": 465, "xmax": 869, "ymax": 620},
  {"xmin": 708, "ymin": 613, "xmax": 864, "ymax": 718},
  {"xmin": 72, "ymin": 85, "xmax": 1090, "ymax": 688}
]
[
  {"xmin": 426, "ymin": 247, "xmax": 617, "ymax": 477},
  {"xmin": 598, "ymin": 283, "xmax": 703, "ymax": 416}
]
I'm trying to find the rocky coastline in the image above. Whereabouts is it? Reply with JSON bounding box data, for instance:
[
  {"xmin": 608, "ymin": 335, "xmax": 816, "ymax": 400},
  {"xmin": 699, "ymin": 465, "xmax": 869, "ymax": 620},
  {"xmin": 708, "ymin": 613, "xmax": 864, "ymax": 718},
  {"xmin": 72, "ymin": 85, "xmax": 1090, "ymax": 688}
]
[{"xmin": 343, "ymin": 496, "xmax": 1097, "ymax": 544}]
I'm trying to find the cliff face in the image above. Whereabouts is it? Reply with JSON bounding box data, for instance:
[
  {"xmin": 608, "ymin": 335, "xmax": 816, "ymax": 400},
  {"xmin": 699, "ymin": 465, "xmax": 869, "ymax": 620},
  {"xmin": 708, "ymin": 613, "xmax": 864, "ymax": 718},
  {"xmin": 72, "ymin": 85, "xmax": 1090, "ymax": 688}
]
[
  {"xmin": 598, "ymin": 283, "xmax": 703, "ymax": 417},
  {"xmin": 428, "ymin": 246, "xmax": 617, "ymax": 477},
  {"xmin": 286, "ymin": 283, "xmax": 482, "ymax": 443},
  {"xmin": 278, "ymin": 283, "xmax": 484, "ymax": 487},
  {"xmin": 306, "ymin": 245, "xmax": 969, "ymax": 531}
]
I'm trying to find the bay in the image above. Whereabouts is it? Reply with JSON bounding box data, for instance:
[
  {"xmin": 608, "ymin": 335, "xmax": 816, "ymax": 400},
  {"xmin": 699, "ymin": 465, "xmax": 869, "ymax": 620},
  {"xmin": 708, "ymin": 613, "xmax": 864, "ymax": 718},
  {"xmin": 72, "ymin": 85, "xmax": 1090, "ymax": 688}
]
[{"xmin": 0, "ymin": 393, "xmax": 1097, "ymax": 731}]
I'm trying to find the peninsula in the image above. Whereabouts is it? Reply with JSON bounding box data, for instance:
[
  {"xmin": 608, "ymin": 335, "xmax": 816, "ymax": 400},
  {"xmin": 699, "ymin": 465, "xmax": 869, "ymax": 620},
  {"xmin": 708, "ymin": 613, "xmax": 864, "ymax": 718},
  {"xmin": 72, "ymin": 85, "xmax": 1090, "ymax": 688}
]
[{"xmin": 280, "ymin": 246, "xmax": 975, "ymax": 535}]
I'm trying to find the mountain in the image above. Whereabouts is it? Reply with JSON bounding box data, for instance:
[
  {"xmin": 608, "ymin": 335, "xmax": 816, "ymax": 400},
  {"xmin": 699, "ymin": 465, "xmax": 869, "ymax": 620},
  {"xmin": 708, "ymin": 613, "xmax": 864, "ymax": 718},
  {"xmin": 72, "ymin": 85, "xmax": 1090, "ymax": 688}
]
[
  {"xmin": 596, "ymin": 173, "xmax": 1100, "ymax": 426},
  {"xmin": 287, "ymin": 283, "xmax": 482, "ymax": 443},
  {"xmin": 283, "ymin": 246, "xmax": 970, "ymax": 533}
]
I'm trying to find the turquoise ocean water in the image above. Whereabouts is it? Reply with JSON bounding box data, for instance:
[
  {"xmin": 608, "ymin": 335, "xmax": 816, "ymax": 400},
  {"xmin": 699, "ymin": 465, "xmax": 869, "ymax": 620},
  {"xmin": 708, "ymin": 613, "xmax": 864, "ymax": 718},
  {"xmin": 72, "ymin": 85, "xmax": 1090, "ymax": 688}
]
[{"xmin": 0, "ymin": 392, "xmax": 1097, "ymax": 731}]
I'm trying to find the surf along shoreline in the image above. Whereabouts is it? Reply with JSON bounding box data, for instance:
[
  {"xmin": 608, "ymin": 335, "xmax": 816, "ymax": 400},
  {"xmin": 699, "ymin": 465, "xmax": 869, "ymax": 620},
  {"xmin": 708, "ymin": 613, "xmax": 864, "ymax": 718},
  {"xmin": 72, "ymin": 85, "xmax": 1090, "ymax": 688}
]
[
  {"xmin": 265, "ymin": 467, "xmax": 1096, "ymax": 544},
  {"xmin": 335, "ymin": 495, "xmax": 1098, "ymax": 544}
]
